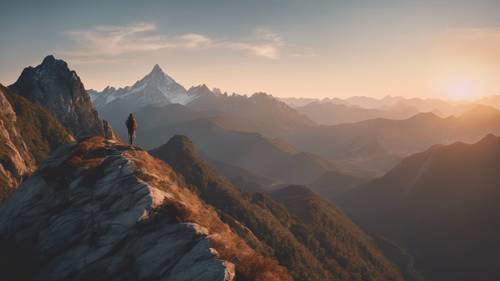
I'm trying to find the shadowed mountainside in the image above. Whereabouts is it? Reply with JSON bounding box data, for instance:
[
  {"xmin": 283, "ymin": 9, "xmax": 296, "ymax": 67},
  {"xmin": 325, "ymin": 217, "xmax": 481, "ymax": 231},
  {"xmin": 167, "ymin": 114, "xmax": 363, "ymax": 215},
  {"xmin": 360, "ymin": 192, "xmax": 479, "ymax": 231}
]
[
  {"xmin": 339, "ymin": 134, "xmax": 500, "ymax": 281},
  {"xmin": 0, "ymin": 84, "xmax": 72, "ymax": 198},
  {"xmin": 151, "ymin": 135, "xmax": 405, "ymax": 281}
]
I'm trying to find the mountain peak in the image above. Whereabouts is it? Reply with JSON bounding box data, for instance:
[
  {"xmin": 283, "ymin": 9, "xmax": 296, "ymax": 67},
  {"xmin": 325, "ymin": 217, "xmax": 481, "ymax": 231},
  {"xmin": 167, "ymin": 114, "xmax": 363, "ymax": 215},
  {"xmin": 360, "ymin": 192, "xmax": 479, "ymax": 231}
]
[
  {"xmin": 151, "ymin": 63, "xmax": 164, "ymax": 74},
  {"xmin": 42, "ymin": 55, "xmax": 56, "ymax": 65},
  {"xmin": 477, "ymin": 133, "xmax": 499, "ymax": 146},
  {"xmin": 9, "ymin": 56, "xmax": 102, "ymax": 138}
]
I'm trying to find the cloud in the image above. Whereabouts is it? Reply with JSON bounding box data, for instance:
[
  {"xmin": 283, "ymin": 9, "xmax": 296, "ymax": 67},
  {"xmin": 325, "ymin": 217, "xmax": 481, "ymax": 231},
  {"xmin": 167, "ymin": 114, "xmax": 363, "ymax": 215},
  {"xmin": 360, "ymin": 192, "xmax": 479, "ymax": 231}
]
[
  {"xmin": 219, "ymin": 29, "xmax": 284, "ymax": 59},
  {"xmin": 62, "ymin": 23, "xmax": 284, "ymax": 61}
]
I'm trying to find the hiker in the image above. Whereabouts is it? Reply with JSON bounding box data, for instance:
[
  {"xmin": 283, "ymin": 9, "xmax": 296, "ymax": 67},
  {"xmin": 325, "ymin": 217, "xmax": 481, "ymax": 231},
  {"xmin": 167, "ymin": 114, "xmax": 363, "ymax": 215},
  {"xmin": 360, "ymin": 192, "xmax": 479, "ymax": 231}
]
[
  {"xmin": 126, "ymin": 113, "xmax": 137, "ymax": 145},
  {"xmin": 103, "ymin": 120, "xmax": 112, "ymax": 139}
]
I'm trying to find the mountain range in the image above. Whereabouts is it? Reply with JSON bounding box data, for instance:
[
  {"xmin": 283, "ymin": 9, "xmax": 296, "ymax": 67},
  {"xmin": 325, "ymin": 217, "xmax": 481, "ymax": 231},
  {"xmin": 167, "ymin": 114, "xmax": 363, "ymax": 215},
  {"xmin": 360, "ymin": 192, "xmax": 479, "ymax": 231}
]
[
  {"xmin": 150, "ymin": 135, "xmax": 404, "ymax": 281},
  {"xmin": 2, "ymin": 55, "xmax": 500, "ymax": 281},
  {"xmin": 0, "ymin": 55, "xmax": 407, "ymax": 281},
  {"xmin": 287, "ymin": 106, "xmax": 500, "ymax": 174}
]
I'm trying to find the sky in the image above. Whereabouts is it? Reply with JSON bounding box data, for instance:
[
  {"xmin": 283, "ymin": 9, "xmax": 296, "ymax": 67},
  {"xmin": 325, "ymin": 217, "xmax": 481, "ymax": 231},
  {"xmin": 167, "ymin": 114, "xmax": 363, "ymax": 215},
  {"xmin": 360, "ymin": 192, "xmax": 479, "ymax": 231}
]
[{"xmin": 1, "ymin": 0, "xmax": 500, "ymax": 100}]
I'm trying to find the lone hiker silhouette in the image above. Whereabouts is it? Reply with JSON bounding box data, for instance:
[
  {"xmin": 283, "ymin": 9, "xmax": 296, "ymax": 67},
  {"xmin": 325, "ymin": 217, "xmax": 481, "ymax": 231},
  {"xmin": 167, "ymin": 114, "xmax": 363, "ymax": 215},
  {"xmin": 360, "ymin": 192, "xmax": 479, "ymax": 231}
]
[{"xmin": 126, "ymin": 113, "xmax": 137, "ymax": 145}]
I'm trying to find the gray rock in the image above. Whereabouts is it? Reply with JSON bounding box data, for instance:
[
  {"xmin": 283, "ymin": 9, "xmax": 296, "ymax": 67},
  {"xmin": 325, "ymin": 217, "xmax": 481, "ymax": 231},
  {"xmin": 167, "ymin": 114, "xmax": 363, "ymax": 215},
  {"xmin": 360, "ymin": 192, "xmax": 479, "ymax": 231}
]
[
  {"xmin": 9, "ymin": 55, "xmax": 103, "ymax": 138},
  {"xmin": 0, "ymin": 139, "xmax": 234, "ymax": 281},
  {"xmin": 0, "ymin": 86, "xmax": 35, "ymax": 194}
]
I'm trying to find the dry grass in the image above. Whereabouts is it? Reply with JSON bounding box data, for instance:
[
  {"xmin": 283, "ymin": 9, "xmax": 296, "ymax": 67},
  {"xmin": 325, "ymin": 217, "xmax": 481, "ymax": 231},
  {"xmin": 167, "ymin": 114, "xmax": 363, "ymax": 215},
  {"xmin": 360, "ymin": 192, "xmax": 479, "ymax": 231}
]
[
  {"xmin": 44, "ymin": 137, "xmax": 292, "ymax": 280},
  {"xmin": 126, "ymin": 147, "xmax": 292, "ymax": 280}
]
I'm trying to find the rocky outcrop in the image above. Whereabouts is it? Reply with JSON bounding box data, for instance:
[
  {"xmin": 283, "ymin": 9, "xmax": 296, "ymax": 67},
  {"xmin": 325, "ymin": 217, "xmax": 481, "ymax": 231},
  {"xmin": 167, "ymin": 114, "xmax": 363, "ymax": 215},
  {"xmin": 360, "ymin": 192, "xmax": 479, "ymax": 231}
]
[
  {"xmin": 9, "ymin": 55, "xmax": 102, "ymax": 138},
  {"xmin": 0, "ymin": 84, "xmax": 72, "ymax": 198},
  {"xmin": 0, "ymin": 137, "xmax": 289, "ymax": 281},
  {"xmin": 0, "ymin": 87, "xmax": 35, "ymax": 195}
]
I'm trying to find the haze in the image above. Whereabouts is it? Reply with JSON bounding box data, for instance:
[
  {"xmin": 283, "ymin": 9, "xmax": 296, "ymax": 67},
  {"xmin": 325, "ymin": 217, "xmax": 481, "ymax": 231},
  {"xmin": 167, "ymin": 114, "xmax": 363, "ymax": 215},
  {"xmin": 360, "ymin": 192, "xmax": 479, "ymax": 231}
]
[{"xmin": 1, "ymin": 0, "xmax": 500, "ymax": 99}]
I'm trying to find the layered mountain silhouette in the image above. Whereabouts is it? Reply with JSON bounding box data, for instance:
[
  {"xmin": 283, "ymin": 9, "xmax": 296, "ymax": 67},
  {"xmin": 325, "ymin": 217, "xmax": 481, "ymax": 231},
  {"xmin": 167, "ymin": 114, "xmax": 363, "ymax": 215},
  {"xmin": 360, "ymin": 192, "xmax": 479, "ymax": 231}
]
[
  {"xmin": 9, "ymin": 55, "xmax": 102, "ymax": 138},
  {"xmin": 186, "ymin": 89, "xmax": 315, "ymax": 137},
  {"xmin": 296, "ymin": 101, "xmax": 419, "ymax": 125},
  {"xmin": 91, "ymin": 66, "xmax": 314, "ymax": 140},
  {"xmin": 283, "ymin": 95, "xmax": 474, "ymax": 118},
  {"xmin": 0, "ymin": 84, "xmax": 72, "ymax": 198},
  {"xmin": 288, "ymin": 106, "xmax": 500, "ymax": 174},
  {"xmin": 478, "ymin": 94, "xmax": 500, "ymax": 110},
  {"xmin": 151, "ymin": 135, "xmax": 404, "ymax": 281},
  {"xmin": 142, "ymin": 118, "xmax": 362, "ymax": 184},
  {"xmin": 339, "ymin": 134, "xmax": 500, "ymax": 281}
]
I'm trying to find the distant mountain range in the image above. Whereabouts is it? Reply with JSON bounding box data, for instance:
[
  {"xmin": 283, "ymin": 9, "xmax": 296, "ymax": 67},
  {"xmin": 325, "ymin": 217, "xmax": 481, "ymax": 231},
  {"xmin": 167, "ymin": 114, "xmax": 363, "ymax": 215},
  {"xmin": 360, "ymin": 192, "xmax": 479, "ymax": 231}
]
[
  {"xmin": 89, "ymin": 64, "xmax": 194, "ymax": 110},
  {"xmin": 89, "ymin": 63, "xmax": 500, "ymax": 179},
  {"xmin": 287, "ymin": 105, "xmax": 500, "ymax": 174},
  {"xmin": 339, "ymin": 134, "xmax": 500, "ymax": 281},
  {"xmin": 283, "ymin": 96, "xmax": 485, "ymax": 125}
]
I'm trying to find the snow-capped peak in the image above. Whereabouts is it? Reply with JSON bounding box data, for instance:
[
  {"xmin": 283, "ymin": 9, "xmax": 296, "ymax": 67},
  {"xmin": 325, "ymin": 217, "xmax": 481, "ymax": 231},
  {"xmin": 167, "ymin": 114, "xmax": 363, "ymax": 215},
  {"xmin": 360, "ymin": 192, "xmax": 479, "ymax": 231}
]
[{"xmin": 89, "ymin": 64, "xmax": 193, "ymax": 109}]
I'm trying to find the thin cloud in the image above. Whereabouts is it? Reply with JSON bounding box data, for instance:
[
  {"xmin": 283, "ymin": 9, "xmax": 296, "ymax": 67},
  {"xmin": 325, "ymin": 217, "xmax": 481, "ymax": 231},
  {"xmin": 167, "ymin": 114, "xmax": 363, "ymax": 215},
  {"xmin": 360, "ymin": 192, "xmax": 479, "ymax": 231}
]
[
  {"xmin": 219, "ymin": 29, "xmax": 284, "ymax": 59},
  {"xmin": 62, "ymin": 23, "xmax": 284, "ymax": 61}
]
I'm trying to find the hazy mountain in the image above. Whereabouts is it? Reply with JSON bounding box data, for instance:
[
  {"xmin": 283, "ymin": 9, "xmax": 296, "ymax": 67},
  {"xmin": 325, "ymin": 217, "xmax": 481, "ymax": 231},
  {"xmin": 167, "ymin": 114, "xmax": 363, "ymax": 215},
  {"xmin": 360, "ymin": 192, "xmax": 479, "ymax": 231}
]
[
  {"xmin": 151, "ymin": 135, "xmax": 405, "ymax": 281},
  {"xmin": 186, "ymin": 88, "xmax": 316, "ymax": 138},
  {"xmin": 296, "ymin": 101, "xmax": 419, "ymax": 125},
  {"xmin": 9, "ymin": 55, "xmax": 102, "ymax": 138},
  {"xmin": 309, "ymin": 170, "xmax": 368, "ymax": 202},
  {"xmin": 336, "ymin": 96, "xmax": 464, "ymax": 115},
  {"xmin": 91, "ymin": 70, "xmax": 315, "ymax": 141},
  {"xmin": 279, "ymin": 97, "xmax": 319, "ymax": 108},
  {"xmin": 204, "ymin": 157, "xmax": 276, "ymax": 193},
  {"xmin": 0, "ymin": 84, "xmax": 72, "ymax": 197},
  {"xmin": 0, "ymin": 136, "xmax": 291, "ymax": 281},
  {"xmin": 140, "ymin": 118, "xmax": 359, "ymax": 184},
  {"xmin": 90, "ymin": 64, "xmax": 193, "ymax": 111},
  {"xmin": 286, "ymin": 95, "xmax": 475, "ymax": 120},
  {"xmin": 339, "ymin": 134, "xmax": 500, "ymax": 281},
  {"xmin": 100, "ymin": 103, "xmax": 215, "ymax": 140},
  {"xmin": 478, "ymin": 94, "xmax": 500, "ymax": 110},
  {"xmin": 288, "ymin": 106, "xmax": 500, "ymax": 174}
]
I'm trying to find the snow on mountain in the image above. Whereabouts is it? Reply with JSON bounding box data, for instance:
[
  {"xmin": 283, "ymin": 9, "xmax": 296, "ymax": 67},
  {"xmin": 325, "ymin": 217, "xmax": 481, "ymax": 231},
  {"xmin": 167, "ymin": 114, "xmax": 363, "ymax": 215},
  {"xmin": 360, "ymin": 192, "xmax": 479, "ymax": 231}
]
[{"xmin": 90, "ymin": 64, "xmax": 194, "ymax": 109}]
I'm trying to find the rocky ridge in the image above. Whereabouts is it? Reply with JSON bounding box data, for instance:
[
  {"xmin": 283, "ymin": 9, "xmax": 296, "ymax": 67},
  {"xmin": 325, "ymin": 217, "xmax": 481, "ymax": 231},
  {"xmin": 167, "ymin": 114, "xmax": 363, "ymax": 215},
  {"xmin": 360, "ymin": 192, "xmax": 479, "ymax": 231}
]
[
  {"xmin": 0, "ymin": 86, "xmax": 34, "ymax": 192},
  {"xmin": 9, "ymin": 55, "xmax": 102, "ymax": 138},
  {"xmin": 0, "ymin": 137, "xmax": 289, "ymax": 281},
  {"xmin": 0, "ymin": 84, "xmax": 72, "ymax": 198}
]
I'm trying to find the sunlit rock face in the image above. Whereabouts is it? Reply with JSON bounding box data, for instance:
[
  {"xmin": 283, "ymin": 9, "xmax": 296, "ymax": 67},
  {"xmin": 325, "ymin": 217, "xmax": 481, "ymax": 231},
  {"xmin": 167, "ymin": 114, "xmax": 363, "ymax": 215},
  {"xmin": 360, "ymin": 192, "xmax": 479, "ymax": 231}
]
[
  {"xmin": 0, "ymin": 137, "xmax": 237, "ymax": 281},
  {"xmin": 0, "ymin": 86, "xmax": 35, "ymax": 194},
  {"xmin": 9, "ymin": 55, "xmax": 103, "ymax": 138}
]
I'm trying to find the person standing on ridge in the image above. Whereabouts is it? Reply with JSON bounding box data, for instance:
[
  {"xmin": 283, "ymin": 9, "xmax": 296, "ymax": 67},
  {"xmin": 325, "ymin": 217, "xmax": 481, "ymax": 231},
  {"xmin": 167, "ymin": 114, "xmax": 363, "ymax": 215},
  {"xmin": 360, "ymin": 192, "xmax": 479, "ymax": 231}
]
[{"xmin": 126, "ymin": 113, "xmax": 137, "ymax": 145}]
